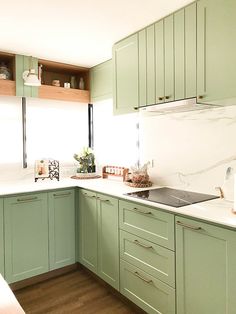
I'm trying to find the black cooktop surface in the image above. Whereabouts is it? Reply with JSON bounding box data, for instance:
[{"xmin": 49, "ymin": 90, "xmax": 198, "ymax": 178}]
[{"xmin": 125, "ymin": 187, "xmax": 219, "ymax": 208}]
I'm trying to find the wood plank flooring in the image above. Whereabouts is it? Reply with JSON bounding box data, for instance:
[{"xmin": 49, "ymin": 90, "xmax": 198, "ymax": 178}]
[{"xmin": 14, "ymin": 269, "xmax": 143, "ymax": 314}]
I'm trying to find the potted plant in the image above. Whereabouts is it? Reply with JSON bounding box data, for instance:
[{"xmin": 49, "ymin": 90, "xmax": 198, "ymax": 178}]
[{"xmin": 73, "ymin": 147, "xmax": 96, "ymax": 175}]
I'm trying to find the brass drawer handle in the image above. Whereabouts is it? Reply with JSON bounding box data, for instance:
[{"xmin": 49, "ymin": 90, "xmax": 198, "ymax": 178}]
[
  {"xmin": 83, "ymin": 192, "xmax": 96, "ymax": 198},
  {"xmin": 176, "ymin": 220, "xmax": 202, "ymax": 231},
  {"xmin": 134, "ymin": 239, "xmax": 153, "ymax": 249},
  {"xmin": 134, "ymin": 271, "xmax": 153, "ymax": 284},
  {"xmin": 133, "ymin": 207, "xmax": 152, "ymax": 215},
  {"xmin": 97, "ymin": 197, "xmax": 110, "ymax": 203},
  {"xmin": 17, "ymin": 196, "xmax": 38, "ymax": 202},
  {"xmin": 53, "ymin": 192, "xmax": 71, "ymax": 197}
]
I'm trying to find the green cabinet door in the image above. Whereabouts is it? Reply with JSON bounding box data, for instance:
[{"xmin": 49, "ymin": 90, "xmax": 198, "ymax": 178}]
[
  {"xmin": 90, "ymin": 59, "xmax": 112, "ymax": 102},
  {"xmin": 138, "ymin": 25, "xmax": 155, "ymax": 107},
  {"xmin": 113, "ymin": 34, "xmax": 139, "ymax": 114},
  {"xmin": 164, "ymin": 15, "xmax": 174, "ymax": 102},
  {"xmin": 15, "ymin": 54, "xmax": 38, "ymax": 98},
  {"xmin": 185, "ymin": 2, "xmax": 196, "ymax": 98},
  {"xmin": 197, "ymin": 0, "xmax": 236, "ymax": 105},
  {"xmin": 0, "ymin": 199, "xmax": 3, "ymax": 277},
  {"xmin": 138, "ymin": 29, "xmax": 147, "ymax": 107},
  {"xmin": 97, "ymin": 193, "xmax": 119, "ymax": 290},
  {"xmin": 174, "ymin": 3, "xmax": 196, "ymax": 100},
  {"xmin": 48, "ymin": 189, "xmax": 75, "ymax": 270},
  {"xmin": 78, "ymin": 189, "xmax": 98, "ymax": 273},
  {"xmin": 176, "ymin": 216, "xmax": 236, "ymax": 314},
  {"xmin": 4, "ymin": 193, "xmax": 48, "ymax": 283},
  {"xmin": 155, "ymin": 19, "xmax": 165, "ymax": 104},
  {"xmin": 120, "ymin": 259, "xmax": 175, "ymax": 314},
  {"xmin": 146, "ymin": 25, "xmax": 156, "ymax": 105}
]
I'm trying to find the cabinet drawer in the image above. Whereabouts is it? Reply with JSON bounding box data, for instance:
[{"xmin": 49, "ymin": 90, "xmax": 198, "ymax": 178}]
[
  {"xmin": 120, "ymin": 230, "xmax": 175, "ymax": 287},
  {"xmin": 120, "ymin": 260, "xmax": 175, "ymax": 314},
  {"xmin": 119, "ymin": 200, "xmax": 174, "ymax": 250}
]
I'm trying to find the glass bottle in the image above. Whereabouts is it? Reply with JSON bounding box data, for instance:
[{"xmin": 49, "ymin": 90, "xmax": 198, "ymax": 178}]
[{"xmin": 79, "ymin": 77, "xmax": 85, "ymax": 90}]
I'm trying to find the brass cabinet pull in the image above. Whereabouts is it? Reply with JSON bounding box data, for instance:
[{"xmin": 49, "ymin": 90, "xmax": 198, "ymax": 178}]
[
  {"xmin": 100, "ymin": 199, "xmax": 110, "ymax": 203},
  {"xmin": 17, "ymin": 196, "xmax": 38, "ymax": 202},
  {"xmin": 134, "ymin": 271, "xmax": 153, "ymax": 284},
  {"xmin": 158, "ymin": 97, "xmax": 164, "ymax": 101},
  {"xmin": 133, "ymin": 107, "xmax": 139, "ymax": 110},
  {"xmin": 133, "ymin": 207, "xmax": 152, "ymax": 215},
  {"xmin": 176, "ymin": 220, "xmax": 202, "ymax": 231},
  {"xmin": 134, "ymin": 239, "xmax": 153, "ymax": 249},
  {"xmin": 83, "ymin": 192, "xmax": 96, "ymax": 199},
  {"xmin": 165, "ymin": 96, "xmax": 170, "ymax": 100},
  {"xmin": 53, "ymin": 192, "xmax": 71, "ymax": 197},
  {"xmin": 198, "ymin": 95, "xmax": 204, "ymax": 99}
]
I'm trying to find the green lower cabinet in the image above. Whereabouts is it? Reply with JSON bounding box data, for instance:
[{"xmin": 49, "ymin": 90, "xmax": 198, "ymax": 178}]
[
  {"xmin": 4, "ymin": 193, "xmax": 49, "ymax": 283},
  {"xmin": 97, "ymin": 193, "xmax": 119, "ymax": 290},
  {"xmin": 78, "ymin": 189, "xmax": 119, "ymax": 290},
  {"xmin": 176, "ymin": 216, "xmax": 236, "ymax": 314},
  {"xmin": 0, "ymin": 199, "xmax": 4, "ymax": 276},
  {"xmin": 119, "ymin": 200, "xmax": 175, "ymax": 250},
  {"xmin": 78, "ymin": 189, "xmax": 98, "ymax": 273},
  {"xmin": 15, "ymin": 54, "xmax": 39, "ymax": 97},
  {"xmin": 120, "ymin": 230, "xmax": 175, "ymax": 288},
  {"xmin": 120, "ymin": 259, "xmax": 175, "ymax": 314},
  {"xmin": 48, "ymin": 189, "xmax": 75, "ymax": 270}
]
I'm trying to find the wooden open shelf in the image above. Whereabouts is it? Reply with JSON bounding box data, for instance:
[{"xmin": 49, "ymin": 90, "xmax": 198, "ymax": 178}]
[
  {"xmin": 38, "ymin": 59, "xmax": 90, "ymax": 103},
  {"xmin": 0, "ymin": 52, "xmax": 16, "ymax": 96},
  {"xmin": 39, "ymin": 85, "xmax": 89, "ymax": 103}
]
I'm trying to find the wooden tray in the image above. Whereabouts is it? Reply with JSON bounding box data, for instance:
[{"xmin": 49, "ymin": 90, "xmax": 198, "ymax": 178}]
[
  {"xmin": 71, "ymin": 175, "xmax": 101, "ymax": 180},
  {"xmin": 124, "ymin": 181, "xmax": 152, "ymax": 188}
]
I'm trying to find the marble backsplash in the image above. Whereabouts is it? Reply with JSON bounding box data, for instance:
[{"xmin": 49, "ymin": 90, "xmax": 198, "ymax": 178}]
[{"xmin": 139, "ymin": 103, "xmax": 236, "ymax": 200}]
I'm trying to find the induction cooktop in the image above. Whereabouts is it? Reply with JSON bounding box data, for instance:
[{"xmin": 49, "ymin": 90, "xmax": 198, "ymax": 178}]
[{"xmin": 125, "ymin": 187, "xmax": 219, "ymax": 208}]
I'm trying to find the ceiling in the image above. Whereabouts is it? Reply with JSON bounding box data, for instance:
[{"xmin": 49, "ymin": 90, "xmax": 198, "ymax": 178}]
[{"xmin": 1, "ymin": 0, "xmax": 193, "ymax": 68}]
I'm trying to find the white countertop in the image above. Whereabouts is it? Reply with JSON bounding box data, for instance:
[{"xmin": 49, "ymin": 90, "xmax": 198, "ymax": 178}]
[
  {"xmin": 0, "ymin": 177, "xmax": 236, "ymax": 230},
  {"xmin": 0, "ymin": 274, "xmax": 25, "ymax": 314}
]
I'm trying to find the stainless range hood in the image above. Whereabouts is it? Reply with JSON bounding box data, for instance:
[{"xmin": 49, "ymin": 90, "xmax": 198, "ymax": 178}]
[{"xmin": 138, "ymin": 98, "xmax": 221, "ymax": 115}]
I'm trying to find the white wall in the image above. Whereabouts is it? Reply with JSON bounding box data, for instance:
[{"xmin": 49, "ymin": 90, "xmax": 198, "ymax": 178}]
[
  {"xmin": 93, "ymin": 99, "xmax": 139, "ymax": 171},
  {"xmin": 139, "ymin": 103, "xmax": 236, "ymax": 199}
]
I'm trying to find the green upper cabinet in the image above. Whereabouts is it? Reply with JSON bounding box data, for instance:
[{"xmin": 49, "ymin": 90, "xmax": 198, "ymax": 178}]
[
  {"xmin": 197, "ymin": 0, "xmax": 236, "ymax": 105},
  {"xmin": 48, "ymin": 189, "xmax": 75, "ymax": 271},
  {"xmin": 155, "ymin": 19, "xmax": 165, "ymax": 104},
  {"xmin": 15, "ymin": 54, "xmax": 38, "ymax": 98},
  {"xmin": 4, "ymin": 193, "xmax": 49, "ymax": 284},
  {"xmin": 90, "ymin": 59, "xmax": 112, "ymax": 102},
  {"xmin": 164, "ymin": 15, "xmax": 174, "ymax": 103},
  {"xmin": 113, "ymin": 33, "xmax": 139, "ymax": 114},
  {"xmin": 0, "ymin": 199, "xmax": 4, "ymax": 277},
  {"xmin": 176, "ymin": 216, "xmax": 236, "ymax": 314},
  {"xmin": 138, "ymin": 25, "xmax": 156, "ymax": 107},
  {"xmin": 174, "ymin": 3, "xmax": 196, "ymax": 100}
]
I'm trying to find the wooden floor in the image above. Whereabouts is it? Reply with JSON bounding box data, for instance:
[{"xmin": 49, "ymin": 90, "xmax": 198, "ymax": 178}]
[{"xmin": 14, "ymin": 269, "xmax": 142, "ymax": 314}]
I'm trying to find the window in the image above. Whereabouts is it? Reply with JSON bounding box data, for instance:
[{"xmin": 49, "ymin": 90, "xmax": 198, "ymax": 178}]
[{"xmin": 26, "ymin": 98, "xmax": 88, "ymax": 165}]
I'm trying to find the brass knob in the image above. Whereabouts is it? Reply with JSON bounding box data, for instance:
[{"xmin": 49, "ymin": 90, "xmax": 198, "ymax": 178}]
[
  {"xmin": 133, "ymin": 107, "xmax": 138, "ymax": 110},
  {"xmin": 165, "ymin": 96, "xmax": 170, "ymax": 100},
  {"xmin": 158, "ymin": 97, "xmax": 163, "ymax": 101},
  {"xmin": 198, "ymin": 95, "xmax": 204, "ymax": 99}
]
